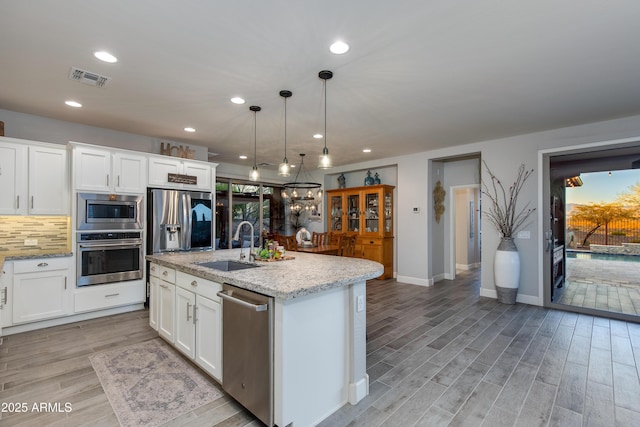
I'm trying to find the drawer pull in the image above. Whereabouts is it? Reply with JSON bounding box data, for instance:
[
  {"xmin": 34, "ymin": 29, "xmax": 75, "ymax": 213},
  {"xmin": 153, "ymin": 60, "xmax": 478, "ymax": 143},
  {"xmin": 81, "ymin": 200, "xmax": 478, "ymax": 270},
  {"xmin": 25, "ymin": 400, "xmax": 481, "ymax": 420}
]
[
  {"xmin": 162, "ymin": 271, "xmax": 168, "ymax": 276},
  {"xmin": 37, "ymin": 262, "xmax": 49, "ymax": 267},
  {"xmin": 105, "ymin": 293, "xmax": 120, "ymax": 298},
  {"xmin": 191, "ymin": 280, "xmax": 198, "ymax": 287},
  {"xmin": 159, "ymin": 284, "xmax": 168, "ymax": 289}
]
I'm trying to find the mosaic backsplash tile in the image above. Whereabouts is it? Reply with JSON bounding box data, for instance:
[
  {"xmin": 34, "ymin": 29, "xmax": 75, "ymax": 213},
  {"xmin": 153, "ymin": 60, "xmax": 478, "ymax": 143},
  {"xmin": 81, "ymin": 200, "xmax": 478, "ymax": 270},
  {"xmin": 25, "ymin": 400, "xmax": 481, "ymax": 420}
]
[{"xmin": 0, "ymin": 216, "xmax": 71, "ymax": 256}]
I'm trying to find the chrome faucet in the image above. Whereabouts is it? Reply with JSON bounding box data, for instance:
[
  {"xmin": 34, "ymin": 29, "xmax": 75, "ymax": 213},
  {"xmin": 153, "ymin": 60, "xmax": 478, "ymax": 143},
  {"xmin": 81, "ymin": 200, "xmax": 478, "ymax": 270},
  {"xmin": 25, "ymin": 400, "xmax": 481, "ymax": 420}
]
[{"xmin": 233, "ymin": 221, "xmax": 256, "ymax": 262}]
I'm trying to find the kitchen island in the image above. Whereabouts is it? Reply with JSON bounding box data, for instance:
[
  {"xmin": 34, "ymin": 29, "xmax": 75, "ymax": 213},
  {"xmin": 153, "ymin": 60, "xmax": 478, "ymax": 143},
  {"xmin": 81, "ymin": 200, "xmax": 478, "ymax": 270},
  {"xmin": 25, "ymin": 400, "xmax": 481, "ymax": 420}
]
[{"xmin": 146, "ymin": 249, "xmax": 383, "ymax": 427}]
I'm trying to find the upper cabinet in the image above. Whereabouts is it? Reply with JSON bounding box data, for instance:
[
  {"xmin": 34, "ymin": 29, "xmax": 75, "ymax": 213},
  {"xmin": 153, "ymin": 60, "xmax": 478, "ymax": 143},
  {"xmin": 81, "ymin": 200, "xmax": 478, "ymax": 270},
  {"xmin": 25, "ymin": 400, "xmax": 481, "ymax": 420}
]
[
  {"xmin": 148, "ymin": 155, "xmax": 214, "ymax": 191},
  {"xmin": 0, "ymin": 137, "xmax": 69, "ymax": 215},
  {"xmin": 327, "ymin": 184, "xmax": 394, "ymax": 238},
  {"xmin": 73, "ymin": 145, "xmax": 147, "ymax": 194}
]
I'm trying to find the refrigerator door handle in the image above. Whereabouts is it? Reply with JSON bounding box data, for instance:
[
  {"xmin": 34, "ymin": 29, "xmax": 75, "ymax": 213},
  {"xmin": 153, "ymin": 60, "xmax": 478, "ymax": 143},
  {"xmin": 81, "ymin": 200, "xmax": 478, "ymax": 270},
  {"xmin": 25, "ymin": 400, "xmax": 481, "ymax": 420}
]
[{"xmin": 181, "ymin": 192, "xmax": 192, "ymax": 250}]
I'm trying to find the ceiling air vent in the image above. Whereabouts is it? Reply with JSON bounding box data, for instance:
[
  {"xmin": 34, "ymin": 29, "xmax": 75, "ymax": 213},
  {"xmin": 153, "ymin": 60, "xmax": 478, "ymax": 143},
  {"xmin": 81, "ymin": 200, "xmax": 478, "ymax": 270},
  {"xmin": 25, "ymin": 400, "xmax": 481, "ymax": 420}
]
[{"xmin": 69, "ymin": 67, "xmax": 110, "ymax": 87}]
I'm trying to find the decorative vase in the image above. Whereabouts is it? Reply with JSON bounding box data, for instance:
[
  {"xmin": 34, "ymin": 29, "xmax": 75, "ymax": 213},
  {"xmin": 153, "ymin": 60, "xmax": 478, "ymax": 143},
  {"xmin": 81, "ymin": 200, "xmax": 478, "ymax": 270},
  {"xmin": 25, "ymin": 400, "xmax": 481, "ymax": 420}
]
[
  {"xmin": 364, "ymin": 171, "xmax": 374, "ymax": 186},
  {"xmin": 494, "ymin": 237, "xmax": 520, "ymax": 304}
]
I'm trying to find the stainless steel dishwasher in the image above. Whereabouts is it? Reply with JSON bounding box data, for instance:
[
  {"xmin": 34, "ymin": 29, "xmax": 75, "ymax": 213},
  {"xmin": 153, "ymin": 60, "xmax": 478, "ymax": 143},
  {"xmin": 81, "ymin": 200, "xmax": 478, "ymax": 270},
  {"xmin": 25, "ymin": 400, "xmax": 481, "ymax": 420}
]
[{"xmin": 217, "ymin": 284, "xmax": 274, "ymax": 427}]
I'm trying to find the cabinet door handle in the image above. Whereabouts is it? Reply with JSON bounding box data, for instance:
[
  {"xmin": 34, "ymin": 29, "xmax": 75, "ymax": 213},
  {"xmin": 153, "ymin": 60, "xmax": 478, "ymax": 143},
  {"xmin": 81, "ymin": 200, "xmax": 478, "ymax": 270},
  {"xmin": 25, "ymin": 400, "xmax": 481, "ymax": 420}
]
[
  {"xmin": 106, "ymin": 174, "xmax": 110, "ymax": 187},
  {"xmin": 191, "ymin": 280, "xmax": 198, "ymax": 287},
  {"xmin": 117, "ymin": 175, "xmax": 120, "ymax": 187},
  {"xmin": 31, "ymin": 196, "xmax": 34, "ymax": 209},
  {"xmin": 1, "ymin": 286, "xmax": 7, "ymax": 305},
  {"xmin": 16, "ymin": 195, "xmax": 19, "ymax": 209},
  {"xmin": 105, "ymin": 293, "xmax": 120, "ymax": 298},
  {"xmin": 64, "ymin": 276, "xmax": 67, "ymax": 290},
  {"xmin": 186, "ymin": 302, "xmax": 192, "ymax": 321},
  {"xmin": 37, "ymin": 262, "xmax": 49, "ymax": 267}
]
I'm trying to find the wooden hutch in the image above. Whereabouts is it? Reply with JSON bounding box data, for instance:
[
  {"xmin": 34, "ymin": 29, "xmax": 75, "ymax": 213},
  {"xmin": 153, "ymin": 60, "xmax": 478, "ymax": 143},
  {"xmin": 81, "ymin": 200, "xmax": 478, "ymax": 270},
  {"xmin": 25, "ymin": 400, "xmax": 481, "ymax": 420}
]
[{"xmin": 326, "ymin": 184, "xmax": 394, "ymax": 279}]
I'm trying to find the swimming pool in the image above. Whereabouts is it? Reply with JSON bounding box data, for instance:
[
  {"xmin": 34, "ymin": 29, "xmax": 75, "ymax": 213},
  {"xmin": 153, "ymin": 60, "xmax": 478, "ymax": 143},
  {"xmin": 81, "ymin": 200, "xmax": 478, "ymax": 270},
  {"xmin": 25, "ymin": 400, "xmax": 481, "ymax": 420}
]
[{"xmin": 566, "ymin": 251, "xmax": 640, "ymax": 263}]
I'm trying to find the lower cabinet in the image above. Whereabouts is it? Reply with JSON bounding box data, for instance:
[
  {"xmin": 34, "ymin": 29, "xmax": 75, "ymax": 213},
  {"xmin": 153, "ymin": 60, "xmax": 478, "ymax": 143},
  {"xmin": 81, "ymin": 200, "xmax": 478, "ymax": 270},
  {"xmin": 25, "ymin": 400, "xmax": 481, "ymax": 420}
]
[
  {"xmin": 12, "ymin": 257, "xmax": 71, "ymax": 324},
  {"xmin": 149, "ymin": 263, "xmax": 222, "ymax": 382}
]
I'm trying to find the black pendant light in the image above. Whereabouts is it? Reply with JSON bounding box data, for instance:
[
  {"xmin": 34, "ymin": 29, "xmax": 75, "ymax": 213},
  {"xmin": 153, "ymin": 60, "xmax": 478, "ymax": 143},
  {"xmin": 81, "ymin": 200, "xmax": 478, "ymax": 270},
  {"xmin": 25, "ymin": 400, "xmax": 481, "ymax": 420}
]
[
  {"xmin": 318, "ymin": 70, "xmax": 333, "ymax": 169},
  {"xmin": 278, "ymin": 90, "xmax": 292, "ymax": 176},
  {"xmin": 249, "ymin": 105, "xmax": 261, "ymax": 181}
]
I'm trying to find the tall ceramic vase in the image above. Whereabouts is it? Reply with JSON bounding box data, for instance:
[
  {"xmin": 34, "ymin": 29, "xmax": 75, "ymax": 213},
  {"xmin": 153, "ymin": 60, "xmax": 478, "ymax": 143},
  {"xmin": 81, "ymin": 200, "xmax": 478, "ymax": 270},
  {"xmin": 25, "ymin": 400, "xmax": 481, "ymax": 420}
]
[{"xmin": 494, "ymin": 237, "xmax": 520, "ymax": 304}]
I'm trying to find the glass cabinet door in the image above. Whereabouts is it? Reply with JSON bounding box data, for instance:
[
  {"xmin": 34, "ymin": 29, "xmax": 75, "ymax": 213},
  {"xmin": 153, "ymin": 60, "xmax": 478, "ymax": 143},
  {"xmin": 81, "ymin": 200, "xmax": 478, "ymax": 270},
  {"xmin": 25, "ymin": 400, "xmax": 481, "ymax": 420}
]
[
  {"xmin": 346, "ymin": 192, "xmax": 360, "ymax": 233},
  {"xmin": 330, "ymin": 194, "xmax": 343, "ymax": 232},
  {"xmin": 363, "ymin": 190, "xmax": 380, "ymax": 235},
  {"xmin": 384, "ymin": 188, "xmax": 393, "ymax": 236}
]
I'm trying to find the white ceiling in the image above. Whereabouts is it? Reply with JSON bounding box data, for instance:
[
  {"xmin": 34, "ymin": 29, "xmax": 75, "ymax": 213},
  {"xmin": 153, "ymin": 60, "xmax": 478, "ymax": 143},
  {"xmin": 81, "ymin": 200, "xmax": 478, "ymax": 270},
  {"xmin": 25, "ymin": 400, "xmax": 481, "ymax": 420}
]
[{"xmin": 2, "ymin": 1, "xmax": 640, "ymax": 169}]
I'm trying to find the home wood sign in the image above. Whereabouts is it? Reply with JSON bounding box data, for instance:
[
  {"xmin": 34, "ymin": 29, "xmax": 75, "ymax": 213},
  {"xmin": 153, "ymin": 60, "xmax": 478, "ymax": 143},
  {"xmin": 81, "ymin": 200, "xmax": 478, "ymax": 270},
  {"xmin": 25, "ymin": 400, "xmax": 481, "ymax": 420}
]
[{"xmin": 160, "ymin": 142, "xmax": 195, "ymax": 159}]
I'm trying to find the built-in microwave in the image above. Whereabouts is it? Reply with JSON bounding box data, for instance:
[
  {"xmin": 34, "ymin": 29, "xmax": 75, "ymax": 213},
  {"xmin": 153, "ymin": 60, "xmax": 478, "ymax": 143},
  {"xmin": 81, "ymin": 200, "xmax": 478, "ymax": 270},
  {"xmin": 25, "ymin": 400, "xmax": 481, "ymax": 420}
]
[{"xmin": 77, "ymin": 193, "xmax": 143, "ymax": 230}]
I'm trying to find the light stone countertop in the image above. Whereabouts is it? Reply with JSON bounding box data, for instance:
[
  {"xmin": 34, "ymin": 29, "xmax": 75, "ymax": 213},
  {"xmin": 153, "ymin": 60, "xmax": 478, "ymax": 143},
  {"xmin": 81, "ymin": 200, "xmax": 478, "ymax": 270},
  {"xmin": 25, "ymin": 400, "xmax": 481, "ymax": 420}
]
[{"xmin": 146, "ymin": 249, "xmax": 384, "ymax": 300}]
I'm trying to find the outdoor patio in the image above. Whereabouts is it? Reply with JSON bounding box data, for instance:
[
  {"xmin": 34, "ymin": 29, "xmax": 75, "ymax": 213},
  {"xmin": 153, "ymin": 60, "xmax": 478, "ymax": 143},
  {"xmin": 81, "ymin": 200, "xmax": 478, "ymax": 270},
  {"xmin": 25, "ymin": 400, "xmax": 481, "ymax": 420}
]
[{"xmin": 554, "ymin": 256, "xmax": 640, "ymax": 316}]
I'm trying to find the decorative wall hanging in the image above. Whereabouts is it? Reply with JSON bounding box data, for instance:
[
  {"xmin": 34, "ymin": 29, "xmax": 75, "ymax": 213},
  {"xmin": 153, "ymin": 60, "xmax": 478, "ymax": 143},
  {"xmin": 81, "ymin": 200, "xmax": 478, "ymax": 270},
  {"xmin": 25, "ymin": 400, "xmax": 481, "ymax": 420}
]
[{"xmin": 433, "ymin": 180, "xmax": 446, "ymax": 223}]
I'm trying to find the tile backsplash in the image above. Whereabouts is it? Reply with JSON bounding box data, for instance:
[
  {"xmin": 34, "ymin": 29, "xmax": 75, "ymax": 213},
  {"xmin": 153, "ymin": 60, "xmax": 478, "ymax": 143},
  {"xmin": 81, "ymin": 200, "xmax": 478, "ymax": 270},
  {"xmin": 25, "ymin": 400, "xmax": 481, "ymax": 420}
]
[{"xmin": 0, "ymin": 216, "xmax": 71, "ymax": 255}]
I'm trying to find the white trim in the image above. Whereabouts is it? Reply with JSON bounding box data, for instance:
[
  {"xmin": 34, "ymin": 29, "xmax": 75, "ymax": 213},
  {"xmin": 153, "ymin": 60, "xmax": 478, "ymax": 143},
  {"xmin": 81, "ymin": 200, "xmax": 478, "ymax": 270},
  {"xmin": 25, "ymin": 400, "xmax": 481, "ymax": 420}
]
[
  {"xmin": 349, "ymin": 374, "xmax": 369, "ymax": 405},
  {"xmin": 397, "ymin": 275, "xmax": 434, "ymax": 287},
  {"xmin": 2, "ymin": 304, "xmax": 144, "ymax": 335},
  {"xmin": 537, "ymin": 135, "xmax": 640, "ymax": 307}
]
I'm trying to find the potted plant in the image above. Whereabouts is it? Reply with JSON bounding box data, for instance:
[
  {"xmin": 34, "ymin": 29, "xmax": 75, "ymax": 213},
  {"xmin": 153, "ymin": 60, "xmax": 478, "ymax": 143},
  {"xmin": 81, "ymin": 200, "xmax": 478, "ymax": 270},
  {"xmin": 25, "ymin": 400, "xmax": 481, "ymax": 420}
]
[{"xmin": 482, "ymin": 160, "xmax": 535, "ymax": 304}]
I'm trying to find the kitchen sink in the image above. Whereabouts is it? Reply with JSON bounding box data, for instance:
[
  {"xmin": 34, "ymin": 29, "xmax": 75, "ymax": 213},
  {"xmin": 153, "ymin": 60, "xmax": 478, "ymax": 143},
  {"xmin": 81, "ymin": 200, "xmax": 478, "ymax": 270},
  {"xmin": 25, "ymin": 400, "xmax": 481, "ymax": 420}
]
[{"xmin": 197, "ymin": 260, "xmax": 259, "ymax": 272}]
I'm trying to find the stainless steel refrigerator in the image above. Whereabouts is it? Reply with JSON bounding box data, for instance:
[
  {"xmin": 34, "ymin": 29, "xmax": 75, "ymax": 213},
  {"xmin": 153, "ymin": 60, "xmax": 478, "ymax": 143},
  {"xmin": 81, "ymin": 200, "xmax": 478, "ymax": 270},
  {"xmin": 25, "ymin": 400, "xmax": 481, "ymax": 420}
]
[{"xmin": 147, "ymin": 188, "xmax": 213, "ymax": 254}]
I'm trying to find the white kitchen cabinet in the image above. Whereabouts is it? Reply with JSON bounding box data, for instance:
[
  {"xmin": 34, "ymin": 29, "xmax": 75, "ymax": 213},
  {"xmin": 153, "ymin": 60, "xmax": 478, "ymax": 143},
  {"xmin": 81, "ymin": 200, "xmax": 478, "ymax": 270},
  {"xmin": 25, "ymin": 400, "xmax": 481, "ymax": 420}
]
[
  {"xmin": 0, "ymin": 142, "xmax": 27, "ymax": 214},
  {"xmin": 149, "ymin": 266, "xmax": 222, "ymax": 382},
  {"xmin": 195, "ymin": 294, "xmax": 222, "ymax": 380},
  {"xmin": 12, "ymin": 257, "xmax": 71, "ymax": 324},
  {"xmin": 73, "ymin": 145, "xmax": 147, "ymax": 194},
  {"xmin": 29, "ymin": 146, "xmax": 70, "ymax": 214},
  {"xmin": 148, "ymin": 155, "xmax": 213, "ymax": 191},
  {"xmin": 175, "ymin": 286, "xmax": 196, "ymax": 358},
  {"xmin": 0, "ymin": 138, "xmax": 69, "ymax": 215},
  {"xmin": 1, "ymin": 262, "xmax": 14, "ymax": 341},
  {"xmin": 158, "ymin": 279, "xmax": 176, "ymax": 343}
]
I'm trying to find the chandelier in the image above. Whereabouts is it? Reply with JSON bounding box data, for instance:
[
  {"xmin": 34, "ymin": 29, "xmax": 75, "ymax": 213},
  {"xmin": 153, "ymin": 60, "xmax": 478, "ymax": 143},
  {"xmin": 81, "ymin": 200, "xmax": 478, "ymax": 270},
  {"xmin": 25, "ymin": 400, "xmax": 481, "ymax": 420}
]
[{"xmin": 281, "ymin": 153, "xmax": 323, "ymax": 212}]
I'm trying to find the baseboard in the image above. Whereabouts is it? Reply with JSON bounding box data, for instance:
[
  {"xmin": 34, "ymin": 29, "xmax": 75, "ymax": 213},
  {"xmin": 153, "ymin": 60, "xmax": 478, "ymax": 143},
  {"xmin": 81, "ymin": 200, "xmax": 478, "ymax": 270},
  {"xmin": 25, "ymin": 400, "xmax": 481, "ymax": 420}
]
[
  {"xmin": 480, "ymin": 288, "xmax": 541, "ymax": 306},
  {"xmin": 432, "ymin": 273, "xmax": 446, "ymax": 283},
  {"xmin": 396, "ymin": 275, "xmax": 434, "ymax": 287},
  {"xmin": 2, "ymin": 304, "xmax": 145, "ymax": 336}
]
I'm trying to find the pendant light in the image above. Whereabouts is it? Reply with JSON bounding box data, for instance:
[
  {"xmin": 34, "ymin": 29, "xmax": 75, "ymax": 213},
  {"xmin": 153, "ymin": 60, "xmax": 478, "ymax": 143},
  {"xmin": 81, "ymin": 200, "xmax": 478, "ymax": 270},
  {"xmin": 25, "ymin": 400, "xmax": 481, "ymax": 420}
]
[
  {"xmin": 318, "ymin": 70, "xmax": 333, "ymax": 169},
  {"xmin": 278, "ymin": 90, "xmax": 292, "ymax": 176},
  {"xmin": 249, "ymin": 105, "xmax": 261, "ymax": 181}
]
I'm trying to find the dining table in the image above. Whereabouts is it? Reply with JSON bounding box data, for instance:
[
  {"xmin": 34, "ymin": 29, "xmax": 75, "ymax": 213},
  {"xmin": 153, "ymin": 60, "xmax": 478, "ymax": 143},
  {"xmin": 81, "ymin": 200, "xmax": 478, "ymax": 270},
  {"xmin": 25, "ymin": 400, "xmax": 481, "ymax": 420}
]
[{"xmin": 296, "ymin": 244, "xmax": 341, "ymax": 255}]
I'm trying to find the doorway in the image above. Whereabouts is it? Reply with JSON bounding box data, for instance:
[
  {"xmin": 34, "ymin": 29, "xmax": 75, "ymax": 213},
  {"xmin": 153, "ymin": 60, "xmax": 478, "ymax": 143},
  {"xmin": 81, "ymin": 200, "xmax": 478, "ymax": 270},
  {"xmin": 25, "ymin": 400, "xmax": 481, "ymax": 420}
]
[
  {"xmin": 449, "ymin": 185, "xmax": 481, "ymax": 280},
  {"xmin": 542, "ymin": 140, "xmax": 640, "ymax": 321}
]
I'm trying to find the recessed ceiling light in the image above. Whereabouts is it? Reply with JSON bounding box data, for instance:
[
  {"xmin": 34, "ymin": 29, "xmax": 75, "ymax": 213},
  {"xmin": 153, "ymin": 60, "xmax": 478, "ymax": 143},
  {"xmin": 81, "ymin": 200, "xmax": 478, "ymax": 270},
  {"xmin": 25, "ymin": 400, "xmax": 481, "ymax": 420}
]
[
  {"xmin": 313, "ymin": 134, "xmax": 323, "ymax": 139},
  {"xmin": 363, "ymin": 148, "xmax": 372, "ymax": 153},
  {"xmin": 184, "ymin": 127, "xmax": 196, "ymax": 132},
  {"xmin": 239, "ymin": 155, "xmax": 248, "ymax": 160},
  {"xmin": 231, "ymin": 97, "xmax": 245, "ymax": 105},
  {"xmin": 330, "ymin": 41, "xmax": 350, "ymax": 54},
  {"xmin": 94, "ymin": 51, "xmax": 117, "ymax": 63},
  {"xmin": 65, "ymin": 100, "xmax": 82, "ymax": 108}
]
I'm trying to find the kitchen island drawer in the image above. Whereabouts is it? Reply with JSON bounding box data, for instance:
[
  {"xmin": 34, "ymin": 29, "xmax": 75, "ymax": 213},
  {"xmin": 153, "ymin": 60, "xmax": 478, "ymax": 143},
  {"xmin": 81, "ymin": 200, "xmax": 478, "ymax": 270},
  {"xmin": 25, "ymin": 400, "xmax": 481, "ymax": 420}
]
[
  {"xmin": 149, "ymin": 263, "xmax": 176, "ymax": 283},
  {"xmin": 176, "ymin": 271, "xmax": 221, "ymax": 301},
  {"xmin": 74, "ymin": 281, "xmax": 145, "ymax": 313}
]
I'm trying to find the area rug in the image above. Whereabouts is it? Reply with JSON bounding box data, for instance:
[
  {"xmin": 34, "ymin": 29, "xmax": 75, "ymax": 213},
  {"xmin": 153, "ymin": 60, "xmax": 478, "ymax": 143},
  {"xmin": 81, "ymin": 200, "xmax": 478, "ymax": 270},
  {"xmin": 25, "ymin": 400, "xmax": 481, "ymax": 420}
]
[{"xmin": 90, "ymin": 338, "xmax": 222, "ymax": 427}]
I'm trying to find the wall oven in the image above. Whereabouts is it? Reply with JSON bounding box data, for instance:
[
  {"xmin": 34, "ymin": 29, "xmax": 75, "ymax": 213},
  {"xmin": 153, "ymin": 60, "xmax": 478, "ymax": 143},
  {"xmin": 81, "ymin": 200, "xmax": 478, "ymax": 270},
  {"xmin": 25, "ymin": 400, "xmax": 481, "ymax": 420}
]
[
  {"xmin": 77, "ymin": 232, "xmax": 143, "ymax": 287},
  {"xmin": 77, "ymin": 193, "xmax": 143, "ymax": 231}
]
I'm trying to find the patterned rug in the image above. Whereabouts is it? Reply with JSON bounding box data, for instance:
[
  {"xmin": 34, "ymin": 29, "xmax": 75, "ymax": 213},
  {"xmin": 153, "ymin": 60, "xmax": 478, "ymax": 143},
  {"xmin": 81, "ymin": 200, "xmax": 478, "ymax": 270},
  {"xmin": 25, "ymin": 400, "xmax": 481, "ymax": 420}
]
[{"xmin": 90, "ymin": 338, "xmax": 222, "ymax": 427}]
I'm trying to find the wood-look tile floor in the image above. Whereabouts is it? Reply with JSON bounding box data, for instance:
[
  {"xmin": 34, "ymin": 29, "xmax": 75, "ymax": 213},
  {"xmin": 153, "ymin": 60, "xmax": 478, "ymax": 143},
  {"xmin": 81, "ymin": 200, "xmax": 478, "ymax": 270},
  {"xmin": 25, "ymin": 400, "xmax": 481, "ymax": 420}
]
[{"xmin": 2, "ymin": 270, "xmax": 640, "ymax": 426}]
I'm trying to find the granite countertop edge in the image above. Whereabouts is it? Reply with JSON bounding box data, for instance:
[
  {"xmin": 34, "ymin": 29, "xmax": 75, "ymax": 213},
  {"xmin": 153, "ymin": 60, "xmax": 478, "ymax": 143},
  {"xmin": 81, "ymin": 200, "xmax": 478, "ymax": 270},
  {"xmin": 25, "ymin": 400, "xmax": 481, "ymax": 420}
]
[{"xmin": 147, "ymin": 249, "xmax": 383, "ymax": 300}]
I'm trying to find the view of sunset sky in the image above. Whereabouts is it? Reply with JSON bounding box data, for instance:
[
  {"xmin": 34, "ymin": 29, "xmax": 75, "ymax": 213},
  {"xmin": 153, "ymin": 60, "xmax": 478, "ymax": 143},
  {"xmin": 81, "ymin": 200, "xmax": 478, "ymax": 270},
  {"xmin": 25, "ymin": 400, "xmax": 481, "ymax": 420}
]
[{"xmin": 566, "ymin": 169, "xmax": 640, "ymax": 204}]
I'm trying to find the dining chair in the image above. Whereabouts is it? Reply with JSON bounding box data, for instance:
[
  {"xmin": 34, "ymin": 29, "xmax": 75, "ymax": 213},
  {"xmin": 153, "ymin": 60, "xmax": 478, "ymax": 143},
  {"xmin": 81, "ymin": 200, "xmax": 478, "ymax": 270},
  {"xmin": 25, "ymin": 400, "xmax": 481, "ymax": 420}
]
[
  {"xmin": 312, "ymin": 231, "xmax": 328, "ymax": 246},
  {"xmin": 280, "ymin": 234, "xmax": 298, "ymax": 252},
  {"xmin": 327, "ymin": 232, "xmax": 344, "ymax": 252}
]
